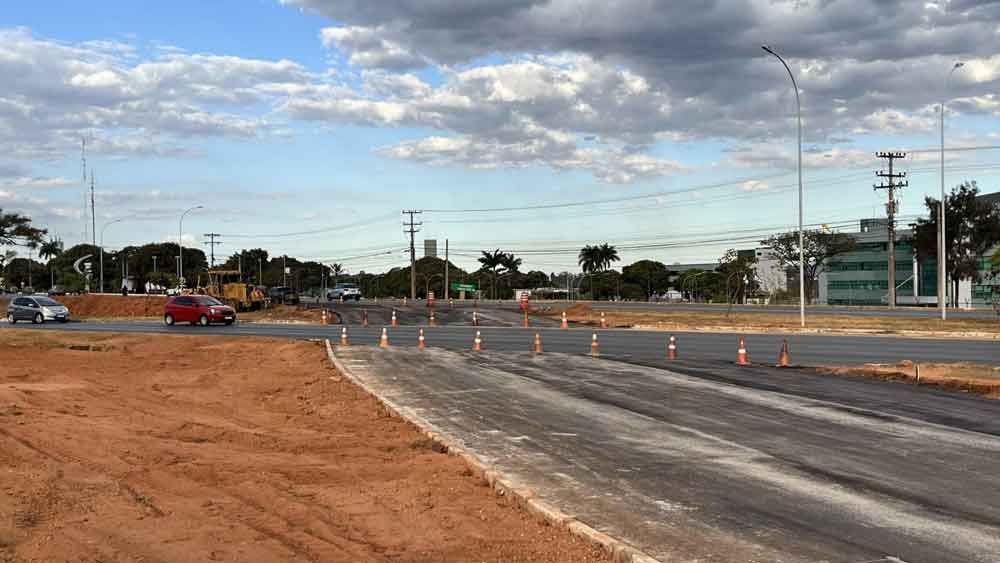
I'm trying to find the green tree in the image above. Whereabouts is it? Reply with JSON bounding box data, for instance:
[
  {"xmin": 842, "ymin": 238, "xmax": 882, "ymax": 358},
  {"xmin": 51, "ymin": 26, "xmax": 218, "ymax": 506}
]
[
  {"xmin": 911, "ymin": 181, "xmax": 1000, "ymax": 306},
  {"xmin": 717, "ymin": 248, "xmax": 758, "ymax": 311},
  {"xmin": 578, "ymin": 244, "xmax": 620, "ymax": 299},
  {"xmin": 39, "ymin": 237, "xmax": 64, "ymax": 289},
  {"xmin": 597, "ymin": 243, "xmax": 620, "ymax": 271},
  {"xmin": 763, "ymin": 230, "xmax": 855, "ymax": 304},
  {"xmin": 622, "ymin": 260, "xmax": 670, "ymax": 300},
  {"xmin": 0, "ymin": 209, "xmax": 46, "ymax": 248}
]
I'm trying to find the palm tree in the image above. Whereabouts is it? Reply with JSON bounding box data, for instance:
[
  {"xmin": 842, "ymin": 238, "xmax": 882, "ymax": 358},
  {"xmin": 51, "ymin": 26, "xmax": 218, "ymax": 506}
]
[
  {"xmin": 38, "ymin": 237, "xmax": 64, "ymax": 289},
  {"xmin": 330, "ymin": 262, "xmax": 344, "ymax": 284},
  {"xmin": 578, "ymin": 245, "xmax": 602, "ymax": 299},
  {"xmin": 597, "ymin": 243, "xmax": 620, "ymax": 271},
  {"xmin": 478, "ymin": 249, "xmax": 506, "ymax": 299},
  {"xmin": 498, "ymin": 252, "xmax": 522, "ymax": 297}
]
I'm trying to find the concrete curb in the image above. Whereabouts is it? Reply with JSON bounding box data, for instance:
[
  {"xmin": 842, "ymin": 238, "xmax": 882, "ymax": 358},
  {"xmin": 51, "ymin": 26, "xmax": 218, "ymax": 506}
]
[{"xmin": 323, "ymin": 339, "xmax": 661, "ymax": 563}]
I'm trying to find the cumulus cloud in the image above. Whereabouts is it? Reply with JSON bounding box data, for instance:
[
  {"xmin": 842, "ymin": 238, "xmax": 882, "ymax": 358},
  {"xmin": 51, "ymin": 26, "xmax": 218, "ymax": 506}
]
[
  {"xmin": 285, "ymin": 0, "xmax": 1000, "ymax": 145},
  {"xmin": 0, "ymin": 27, "xmax": 310, "ymax": 163}
]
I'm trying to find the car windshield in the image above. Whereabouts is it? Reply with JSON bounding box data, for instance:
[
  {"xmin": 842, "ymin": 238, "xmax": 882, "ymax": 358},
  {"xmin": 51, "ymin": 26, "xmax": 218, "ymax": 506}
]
[
  {"xmin": 195, "ymin": 296, "xmax": 224, "ymax": 306},
  {"xmin": 34, "ymin": 297, "xmax": 61, "ymax": 306}
]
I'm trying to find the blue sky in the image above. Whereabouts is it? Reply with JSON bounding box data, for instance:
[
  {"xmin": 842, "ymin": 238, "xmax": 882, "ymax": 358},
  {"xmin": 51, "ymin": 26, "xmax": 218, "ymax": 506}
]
[{"xmin": 2, "ymin": 0, "xmax": 998, "ymax": 274}]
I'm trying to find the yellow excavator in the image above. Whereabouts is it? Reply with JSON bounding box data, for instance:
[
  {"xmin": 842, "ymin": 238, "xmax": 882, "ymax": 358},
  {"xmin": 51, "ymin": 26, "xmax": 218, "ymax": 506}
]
[{"xmin": 194, "ymin": 269, "xmax": 267, "ymax": 311}]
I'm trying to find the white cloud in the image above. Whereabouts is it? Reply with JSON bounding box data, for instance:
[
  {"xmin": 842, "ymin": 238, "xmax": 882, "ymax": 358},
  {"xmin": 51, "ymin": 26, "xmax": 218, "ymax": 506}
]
[
  {"xmin": 741, "ymin": 180, "xmax": 769, "ymax": 192},
  {"xmin": 0, "ymin": 176, "xmax": 76, "ymax": 189}
]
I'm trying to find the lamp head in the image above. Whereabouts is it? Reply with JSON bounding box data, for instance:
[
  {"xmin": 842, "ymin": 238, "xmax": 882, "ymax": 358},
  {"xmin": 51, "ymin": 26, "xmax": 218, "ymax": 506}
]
[
  {"xmin": 954, "ymin": 61, "xmax": 965, "ymax": 69},
  {"xmin": 761, "ymin": 44, "xmax": 773, "ymax": 54}
]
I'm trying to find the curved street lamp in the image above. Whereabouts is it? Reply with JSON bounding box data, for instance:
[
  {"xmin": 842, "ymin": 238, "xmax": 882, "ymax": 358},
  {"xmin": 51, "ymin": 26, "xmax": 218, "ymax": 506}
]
[
  {"xmin": 939, "ymin": 61, "xmax": 965, "ymax": 319},
  {"xmin": 762, "ymin": 44, "xmax": 805, "ymax": 328},
  {"xmin": 99, "ymin": 218, "xmax": 125, "ymax": 293},
  {"xmin": 178, "ymin": 205, "xmax": 203, "ymax": 290}
]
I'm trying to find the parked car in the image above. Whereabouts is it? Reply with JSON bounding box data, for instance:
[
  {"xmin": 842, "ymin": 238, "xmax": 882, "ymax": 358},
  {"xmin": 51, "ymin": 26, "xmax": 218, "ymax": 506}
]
[
  {"xmin": 268, "ymin": 286, "xmax": 300, "ymax": 305},
  {"xmin": 7, "ymin": 295, "xmax": 70, "ymax": 324},
  {"xmin": 328, "ymin": 282, "xmax": 362, "ymax": 301},
  {"xmin": 163, "ymin": 295, "xmax": 236, "ymax": 326}
]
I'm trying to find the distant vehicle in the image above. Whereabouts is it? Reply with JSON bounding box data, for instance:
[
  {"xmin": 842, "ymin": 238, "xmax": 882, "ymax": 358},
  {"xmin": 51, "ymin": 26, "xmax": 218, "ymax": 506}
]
[
  {"xmin": 268, "ymin": 286, "xmax": 300, "ymax": 305},
  {"xmin": 194, "ymin": 270, "xmax": 266, "ymax": 311},
  {"xmin": 328, "ymin": 282, "xmax": 361, "ymax": 301},
  {"xmin": 7, "ymin": 295, "xmax": 70, "ymax": 324},
  {"xmin": 47, "ymin": 286, "xmax": 66, "ymax": 296},
  {"xmin": 163, "ymin": 295, "xmax": 236, "ymax": 326}
]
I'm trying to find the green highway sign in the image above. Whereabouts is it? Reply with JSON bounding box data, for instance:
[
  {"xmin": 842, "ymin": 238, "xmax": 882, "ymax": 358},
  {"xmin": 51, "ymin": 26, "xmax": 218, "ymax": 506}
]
[{"xmin": 450, "ymin": 283, "xmax": 477, "ymax": 291}]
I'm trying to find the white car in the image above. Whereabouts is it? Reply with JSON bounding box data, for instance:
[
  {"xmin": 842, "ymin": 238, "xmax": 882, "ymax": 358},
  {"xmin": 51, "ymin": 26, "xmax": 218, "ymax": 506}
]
[
  {"xmin": 7, "ymin": 295, "xmax": 70, "ymax": 324},
  {"xmin": 327, "ymin": 283, "xmax": 362, "ymax": 301}
]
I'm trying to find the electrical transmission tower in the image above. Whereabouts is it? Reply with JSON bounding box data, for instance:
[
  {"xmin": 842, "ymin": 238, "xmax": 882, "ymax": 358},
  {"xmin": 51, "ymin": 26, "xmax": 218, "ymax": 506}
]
[
  {"xmin": 203, "ymin": 233, "xmax": 222, "ymax": 267},
  {"xmin": 90, "ymin": 170, "xmax": 96, "ymax": 249},
  {"xmin": 403, "ymin": 210, "xmax": 422, "ymax": 300},
  {"xmin": 874, "ymin": 151, "xmax": 907, "ymax": 310}
]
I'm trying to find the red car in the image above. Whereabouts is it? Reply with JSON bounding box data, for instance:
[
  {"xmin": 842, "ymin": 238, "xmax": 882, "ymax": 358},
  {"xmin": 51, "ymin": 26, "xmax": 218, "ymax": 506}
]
[{"xmin": 164, "ymin": 295, "xmax": 236, "ymax": 326}]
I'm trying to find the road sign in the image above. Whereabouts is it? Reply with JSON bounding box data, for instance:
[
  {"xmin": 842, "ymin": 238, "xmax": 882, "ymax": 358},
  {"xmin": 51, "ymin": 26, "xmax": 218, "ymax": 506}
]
[{"xmin": 450, "ymin": 283, "xmax": 476, "ymax": 292}]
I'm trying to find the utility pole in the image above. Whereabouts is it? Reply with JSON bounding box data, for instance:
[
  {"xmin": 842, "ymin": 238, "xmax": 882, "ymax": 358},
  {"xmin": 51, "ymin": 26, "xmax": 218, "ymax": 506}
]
[
  {"xmin": 874, "ymin": 151, "xmax": 907, "ymax": 310},
  {"xmin": 152, "ymin": 256, "xmax": 157, "ymax": 274},
  {"xmin": 259, "ymin": 258, "xmax": 263, "ymax": 285},
  {"xmin": 203, "ymin": 233, "xmax": 221, "ymax": 267},
  {"xmin": 283, "ymin": 255, "xmax": 287, "ymax": 287},
  {"xmin": 403, "ymin": 210, "xmax": 422, "ymax": 300},
  {"xmin": 90, "ymin": 170, "xmax": 96, "ymax": 249},
  {"xmin": 444, "ymin": 238, "xmax": 449, "ymax": 300},
  {"xmin": 81, "ymin": 138, "xmax": 88, "ymax": 245}
]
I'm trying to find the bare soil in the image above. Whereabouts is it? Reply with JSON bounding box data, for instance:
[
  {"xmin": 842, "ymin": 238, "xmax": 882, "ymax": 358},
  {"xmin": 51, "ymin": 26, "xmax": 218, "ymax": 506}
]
[
  {"xmin": 0, "ymin": 331, "xmax": 607, "ymax": 562},
  {"xmin": 240, "ymin": 305, "xmax": 336, "ymax": 324},
  {"xmin": 814, "ymin": 361, "xmax": 1000, "ymax": 399},
  {"xmin": 538, "ymin": 303, "xmax": 1000, "ymax": 337}
]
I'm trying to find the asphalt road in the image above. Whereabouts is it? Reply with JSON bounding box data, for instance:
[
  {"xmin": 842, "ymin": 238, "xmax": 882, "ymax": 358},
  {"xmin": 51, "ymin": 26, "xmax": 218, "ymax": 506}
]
[
  {"xmin": 335, "ymin": 346, "xmax": 1000, "ymax": 563},
  {"xmin": 5, "ymin": 317, "xmax": 997, "ymax": 366}
]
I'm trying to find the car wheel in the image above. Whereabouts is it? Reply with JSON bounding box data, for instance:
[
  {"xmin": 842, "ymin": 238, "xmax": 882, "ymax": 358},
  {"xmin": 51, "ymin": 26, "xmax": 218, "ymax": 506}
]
[
  {"xmin": 33, "ymin": 313, "xmax": 43, "ymax": 324},
  {"xmin": 199, "ymin": 314, "xmax": 209, "ymax": 326},
  {"xmin": 6, "ymin": 313, "xmax": 15, "ymax": 324},
  {"xmin": 164, "ymin": 314, "xmax": 175, "ymax": 326}
]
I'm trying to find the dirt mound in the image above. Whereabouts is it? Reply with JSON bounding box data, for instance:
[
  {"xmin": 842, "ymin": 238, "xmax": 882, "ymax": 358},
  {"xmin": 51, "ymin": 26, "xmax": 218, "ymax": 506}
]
[
  {"xmin": 816, "ymin": 361, "xmax": 1000, "ymax": 399},
  {"xmin": 0, "ymin": 331, "xmax": 608, "ymax": 562},
  {"xmin": 240, "ymin": 305, "xmax": 338, "ymax": 324},
  {"xmin": 58, "ymin": 294, "xmax": 167, "ymax": 319}
]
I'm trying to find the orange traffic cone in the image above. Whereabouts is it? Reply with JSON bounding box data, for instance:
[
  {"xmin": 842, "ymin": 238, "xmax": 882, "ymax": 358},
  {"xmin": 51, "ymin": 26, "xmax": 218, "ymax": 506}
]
[
  {"xmin": 533, "ymin": 333, "xmax": 543, "ymax": 354},
  {"xmin": 379, "ymin": 327, "xmax": 390, "ymax": 348},
  {"xmin": 600, "ymin": 312, "xmax": 607, "ymax": 328},
  {"xmin": 321, "ymin": 309, "xmax": 327, "ymax": 325},
  {"xmin": 523, "ymin": 311, "xmax": 529, "ymax": 328},
  {"xmin": 391, "ymin": 310, "xmax": 398, "ymax": 327},
  {"xmin": 472, "ymin": 311, "xmax": 479, "ymax": 327},
  {"xmin": 362, "ymin": 309, "xmax": 368, "ymax": 327},
  {"xmin": 736, "ymin": 336, "xmax": 749, "ymax": 366},
  {"xmin": 590, "ymin": 333, "xmax": 599, "ymax": 357},
  {"xmin": 472, "ymin": 330, "xmax": 482, "ymax": 352},
  {"xmin": 560, "ymin": 311, "xmax": 568, "ymax": 329},
  {"xmin": 418, "ymin": 328, "xmax": 426, "ymax": 350},
  {"xmin": 340, "ymin": 327, "xmax": 349, "ymax": 346},
  {"xmin": 667, "ymin": 335, "xmax": 677, "ymax": 360},
  {"xmin": 777, "ymin": 339, "xmax": 791, "ymax": 368},
  {"xmin": 429, "ymin": 310, "xmax": 436, "ymax": 326}
]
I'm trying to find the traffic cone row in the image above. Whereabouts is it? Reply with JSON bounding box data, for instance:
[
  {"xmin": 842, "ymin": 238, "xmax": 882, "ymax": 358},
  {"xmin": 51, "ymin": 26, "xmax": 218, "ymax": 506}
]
[{"xmin": 340, "ymin": 326, "xmax": 349, "ymax": 346}]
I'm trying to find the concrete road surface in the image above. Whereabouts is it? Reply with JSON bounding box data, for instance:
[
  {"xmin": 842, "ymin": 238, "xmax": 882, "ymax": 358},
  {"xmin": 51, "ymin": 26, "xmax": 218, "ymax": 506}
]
[{"xmin": 334, "ymin": 346, "xmax": 1000, "ymax": 563}]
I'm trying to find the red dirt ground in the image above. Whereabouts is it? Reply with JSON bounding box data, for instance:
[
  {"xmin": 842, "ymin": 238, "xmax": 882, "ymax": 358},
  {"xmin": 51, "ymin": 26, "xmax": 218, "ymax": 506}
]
[{"xmin": 0, "ymin": 331, "xmax": 607, "ymax": 562}]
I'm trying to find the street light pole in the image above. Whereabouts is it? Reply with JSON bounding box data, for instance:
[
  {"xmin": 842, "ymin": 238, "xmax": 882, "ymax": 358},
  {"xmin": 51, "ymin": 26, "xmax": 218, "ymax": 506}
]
[
  {"xmin": 939, "ymin": 61, "xmax": 964, "ymax": 320},
  {"xmin": 178, "ymin": 205, "xmax": 203, "ymax": 290},
  {"xmin": 763, "ymin": 45, "xmax": 806, "ymax": 328},
  {"xmin": 100, "ymin": 218, "xmax": 124, "ymax": 294}
]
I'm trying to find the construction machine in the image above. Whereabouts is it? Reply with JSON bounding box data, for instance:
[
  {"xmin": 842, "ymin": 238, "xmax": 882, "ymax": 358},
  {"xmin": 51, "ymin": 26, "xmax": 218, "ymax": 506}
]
[{"xmin": 195, "ymin": 270, "xmax": 266, "ymax": 311}]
